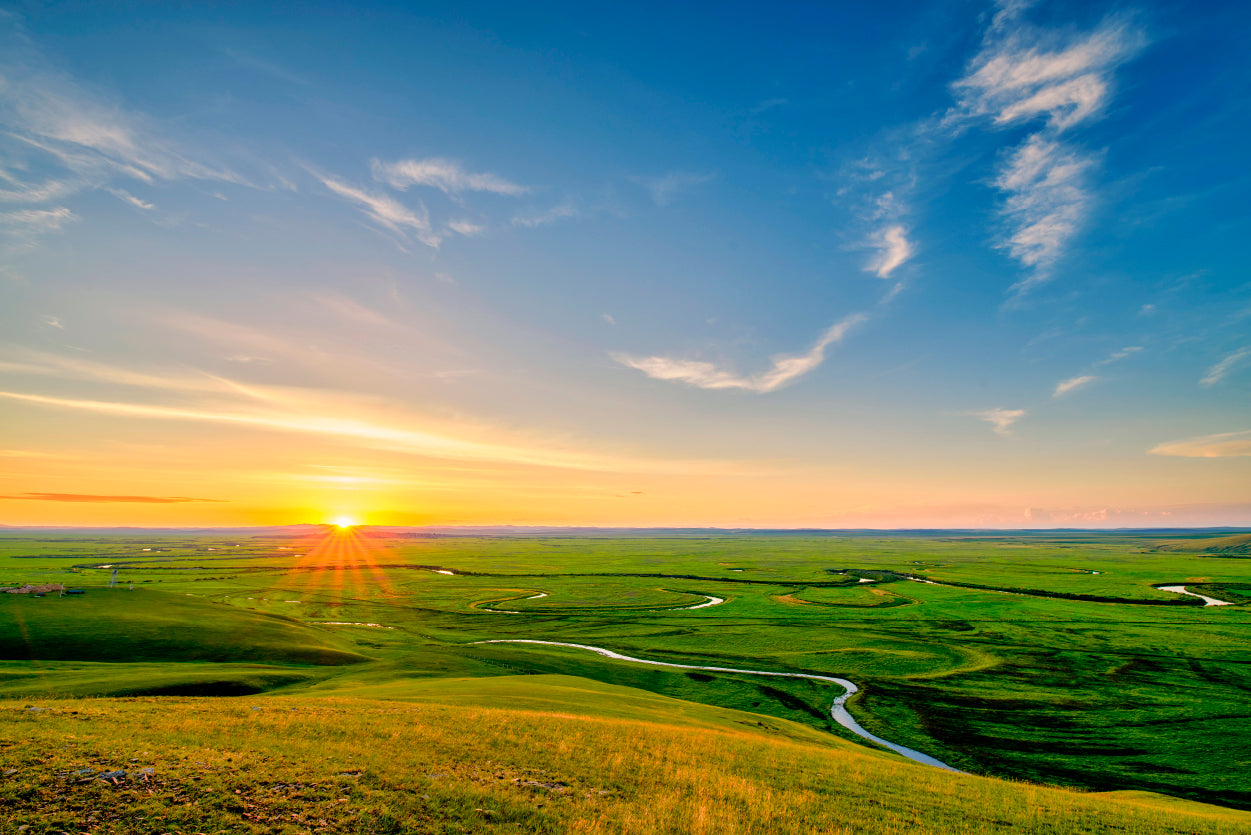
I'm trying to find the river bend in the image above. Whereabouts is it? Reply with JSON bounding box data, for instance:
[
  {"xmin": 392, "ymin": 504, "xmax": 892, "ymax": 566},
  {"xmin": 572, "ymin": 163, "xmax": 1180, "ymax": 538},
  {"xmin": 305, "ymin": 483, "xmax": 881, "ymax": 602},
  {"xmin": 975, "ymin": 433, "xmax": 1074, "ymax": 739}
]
[{"xmin": 475, "ymin": 639, "xmax": 962, "ymax": 773}]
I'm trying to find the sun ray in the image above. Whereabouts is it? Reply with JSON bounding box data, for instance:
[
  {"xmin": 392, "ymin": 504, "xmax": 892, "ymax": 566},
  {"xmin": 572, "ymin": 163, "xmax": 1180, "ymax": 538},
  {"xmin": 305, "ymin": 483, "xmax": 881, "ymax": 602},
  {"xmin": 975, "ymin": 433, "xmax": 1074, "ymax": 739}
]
[{"xmin": 269, "ymin": 523, "xmax": 396, "ymax": 605}]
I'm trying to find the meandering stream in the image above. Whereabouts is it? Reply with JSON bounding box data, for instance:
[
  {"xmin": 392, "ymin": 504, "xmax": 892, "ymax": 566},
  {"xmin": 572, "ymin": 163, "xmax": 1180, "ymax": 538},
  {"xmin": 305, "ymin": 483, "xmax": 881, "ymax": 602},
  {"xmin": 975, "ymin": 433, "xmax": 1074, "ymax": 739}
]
[
  {"xmin": 1156, "ymin": 585, "xmax": 1234, "ymax": 606},
  {"xmin": 673, "ymin": 594, "xmax": 724, "ymax": 610},
  {"xmin": 475, "ymin": 639, "xmax": 962, "ymax": 773},
  {"xmin": 481, "ymin": 592, "xmax": 725, "ymax": 614}
]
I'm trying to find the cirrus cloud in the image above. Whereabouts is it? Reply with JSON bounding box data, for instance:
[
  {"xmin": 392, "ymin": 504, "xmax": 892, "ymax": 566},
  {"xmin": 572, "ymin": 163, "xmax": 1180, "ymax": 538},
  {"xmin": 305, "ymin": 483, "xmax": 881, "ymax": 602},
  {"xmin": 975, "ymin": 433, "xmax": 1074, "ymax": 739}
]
[
  {"xmin": 371, "ymin": 157, "xmax": 527, "ymax": 197},
  {"xmin": 1200, "ymin": 347, "xmax": 1250, "ymax": 387},
  {"xmin": 0, "ymin": 492, "xmax": 227, "ymax": 503},
  {"xmin": 614, "ymin": 313, "xmax": 867, "ymax": 394},
  {"xmin": 1053, "ymin": 374, "xmax": 1097, "ymax": 398},
  {"xmin": 949, "ymin": 7, "xmax": 1146, "ymax": 298},
  {"xmin": 866, "ymin": 225, "xmax": 913, "ymax": 279},
  {"xmin": 1150, "ymin": 430, "xmax": 1251, "ymax": 459},
  {"xmin": 964, "ymin": 407, "xmax": 1027, "ymax": 437}
]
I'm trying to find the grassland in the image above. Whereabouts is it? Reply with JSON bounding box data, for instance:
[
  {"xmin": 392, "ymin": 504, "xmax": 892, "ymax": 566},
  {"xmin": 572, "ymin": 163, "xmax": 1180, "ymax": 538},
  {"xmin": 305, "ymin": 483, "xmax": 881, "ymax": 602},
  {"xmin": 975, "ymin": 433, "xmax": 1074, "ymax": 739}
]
[{"xmin": 2, "ymin": 527, "xmax": 1250, "ymax": 833}]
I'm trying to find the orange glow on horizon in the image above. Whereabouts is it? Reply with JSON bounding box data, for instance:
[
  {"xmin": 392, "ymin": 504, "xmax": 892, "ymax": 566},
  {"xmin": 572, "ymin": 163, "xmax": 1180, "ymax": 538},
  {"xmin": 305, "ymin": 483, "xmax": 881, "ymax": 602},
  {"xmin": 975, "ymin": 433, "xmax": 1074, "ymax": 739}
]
[{"xmin": 273, "ymin": 525, "xmax": 396, "ymax": 602}]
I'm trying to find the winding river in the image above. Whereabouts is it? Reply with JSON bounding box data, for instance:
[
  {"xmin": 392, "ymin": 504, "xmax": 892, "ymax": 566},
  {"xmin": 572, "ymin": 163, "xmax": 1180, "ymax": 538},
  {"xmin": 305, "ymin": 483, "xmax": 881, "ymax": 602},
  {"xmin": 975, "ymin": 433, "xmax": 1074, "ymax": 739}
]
[
  {"xmin": 475, "ymin": 639, "xmax": 962, "ymax": 773},
  {"xmin": 673, "ymin": 594, "xmax": 724, "ymax": 610},
  {"xmin": 480, "ymin": 592, "xmax": 725, "ymax": 614},
  {"xmin": 1156, "ymin": 585, "xmax": 1234, "ymax": 606}
]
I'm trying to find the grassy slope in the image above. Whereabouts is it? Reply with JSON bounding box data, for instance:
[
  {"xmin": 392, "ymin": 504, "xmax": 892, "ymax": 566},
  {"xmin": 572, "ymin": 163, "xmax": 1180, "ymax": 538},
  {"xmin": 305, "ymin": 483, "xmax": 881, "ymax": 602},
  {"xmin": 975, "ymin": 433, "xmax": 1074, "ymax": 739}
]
[
  {"xmin": 3, "ymin": 676, "xmax": 1250, "ymax": 835},
  {"xmin": 0, "ymin": 589, "xmax": 367, "ymax": 666},
  {"xmin": 2, "ymin": 530, "xmax": 1250, "ymax": 829}
]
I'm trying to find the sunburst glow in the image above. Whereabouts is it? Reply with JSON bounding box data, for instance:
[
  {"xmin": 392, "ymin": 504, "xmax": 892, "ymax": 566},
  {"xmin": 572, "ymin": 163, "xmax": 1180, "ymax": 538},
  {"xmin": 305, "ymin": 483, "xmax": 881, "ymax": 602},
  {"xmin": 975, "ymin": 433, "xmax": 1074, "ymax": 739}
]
[
  {"xmin": 273, "ymin": 524, "xmax": 396, "ymax": 602},
  {"xmin": 332, "ymin": 515, "xmax": 358, "ymax": 529}
]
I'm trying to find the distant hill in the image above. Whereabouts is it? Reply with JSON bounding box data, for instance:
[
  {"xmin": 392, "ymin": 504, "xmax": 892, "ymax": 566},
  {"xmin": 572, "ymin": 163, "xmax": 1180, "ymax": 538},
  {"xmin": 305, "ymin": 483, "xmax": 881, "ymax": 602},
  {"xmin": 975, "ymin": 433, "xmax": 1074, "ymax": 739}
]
[{"xmin": 1152, "ymin": 532, "xmax": 1251, "ymax": 555}]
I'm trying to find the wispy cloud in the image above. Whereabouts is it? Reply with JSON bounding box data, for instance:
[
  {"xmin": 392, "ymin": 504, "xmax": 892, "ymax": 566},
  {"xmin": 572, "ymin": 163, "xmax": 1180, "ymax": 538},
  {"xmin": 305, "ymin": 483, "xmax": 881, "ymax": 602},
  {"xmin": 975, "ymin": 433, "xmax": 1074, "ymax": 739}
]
[
  {"xmin": 222, "ymin": 47, "xmax": 309, "ymax": 86},
  {"xmin": 1094, "ymin": 345, "xmax": 1142, "ymax": 366},
  {"xmin": 447, "ymin": 219, "xmax": 485, "ymax": 237},
  {"xmin": 633, "ymin": 171, "xmax": 715, "ymax": 206},
  {"xmin": 1053, "ymin": 374, "xmax": 1096, "ymax": 398},
  {"xmin": 0, "ymin": 492, "xmax": 226, "ymax": 503},
  {"xmin": 865, "ymin": 224, "xmax": 913, "ymax": 278},
  {"xmin": 1150, "ymin": 430, "xmax": 1251, "ymax": 459},
  {"xmin": 951, "ymin": 14, "xmax": 1145, "ymax": 131},
  {"xmin": 615, "ymin": 313, "xmax": 867, "ymax": 393},
  {"xmin": 836, "ymin": 153, "xmax": 917, "ymax": 296},
  {"xmin": 0, "ymin": 18, "xmax": 249, "ymax": 258},
  {"xmin": 371, "ymin": 158, "xmax": 527, "ymax": 197},
  {"xmin": 0, "ymin": 42, "xmax": 243, "ymax": 186},
  {"xmin": 0, "ymin": 388, "xmax": 732, "ymax": 475},
  {"xmin": 750, "ymin": 97, "xmax": 789, "ymax": 114},
  {"xmin": 512, "ymin": 201, "xmax": 579, "ymax": 228},
  {"xmin": 0, "ymin": 206, "xmax": 76, "ymax": 233},
  {"xmin": 0, "ymin": 350, "xmax": 744, "ymax": 475},
  {"xmin": 106, "ymin": 187, "xmax": 154, "ymax": 210},
  {"xmin": 0, "ymin": 206, "xmax": 76, "ymax": 250},
  {"xmin": 0, "ymin": 448, "xmax": 72, "ymax": 459},
  {"xmin": 994, "ymin": 136, "xmax": 1092, "ymax": 290},
  {"xmin": 314, "ymin": 172, "xmax": 440, "ymax": 248},
  {"xmin": 965, "ymin": 407, "xmax": 1026, "ymax": 437},
  {"xmin": 948, "ymin": 8, "xmax": 1146, "ymax": 297},
  {"xmin": 1200, "ymin": 347, "xmax": 1250, "ymax": 387},
  {"xmin": 0, "ymin": 176, "xmax": 77, "ymax": 203}
]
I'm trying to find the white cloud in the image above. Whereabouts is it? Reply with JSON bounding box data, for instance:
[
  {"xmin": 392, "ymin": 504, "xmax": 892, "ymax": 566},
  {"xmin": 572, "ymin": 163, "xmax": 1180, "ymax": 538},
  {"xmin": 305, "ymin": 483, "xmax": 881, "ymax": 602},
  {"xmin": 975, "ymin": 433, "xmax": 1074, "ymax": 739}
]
[
  {"xmin": 837, "ymin": 152, "xmax": 917, "ymax": 295},
  {"xmin": 966, "ymin": 407, "xmax": 1026, "ymax": 437},
  {"xmin": 1053, "ymin": 374, "xmax": 1096, "ymax": 397},
  {"xmin": 948, "ymin": 12, "xmax": 1146, "ymax": 297},
  {"xmin": 0, "ymin": 357, "xmax": 743, "ymax": 476},
  {"xmin": 1094, "ymin": 345, "xmax": 1142, "ymax": 366},
  {"xmin": 0, "ymin": 60, "xmax": 242, "ymax": 186},
  {"xmin": 0, "ymin": 20, "xmax": 251, "ymax": 258},
  {"xmin": 512, "ymin": 202, "xmax": 578, "ymax": 228},
  {"xmin": 601, "ymin": 313, "xmax": 616, "ymax": 326},
  {"xmin": 0, "ymin": 206, "xmax": 76, "ymax": 246},
  {"xmin": 995, "ymin": 136, "xmax": 1092, "ymax": 292},
  {"xmin": 371, "ymin": 158, "xmax": 526, "ymax": 197},
  {"xmin": 447, "ymin": 219, "xmax": 485, "ymax": 237},
  {"xmin": 866, "ymin": 224, "xmax": 913, "ymax": 278},
  {"xmin": 106, "ymin": 187, "xmax": 154, "ymax": 210},
  {"xmin": 1200, "ymin": 347, "xmax": 1251, "ymax": 387},
  {"xmin": 633, "ymin": 171, "xmax": 715, "ymax": 206},
  {"xmin": 952, "ymin": 17, "xmax": 1145, "ymax": 132},
  {"xmin": 40, "ymin": 314, "xmax": 63, "ymax": 329},
  {"xmin": 1150, "ymin": 430, "xmax": 1251, "ymax": 459},
  {"xmin": 315, "ymin": 173, "xmax": 440, "ymax": 248},
  {"xmin": 0, "ymin": 176, "xmax": 78, "ymax": 203},
  {"xmin": 615, "ymin": 313, "xmax": 867, "ymax": 393}
]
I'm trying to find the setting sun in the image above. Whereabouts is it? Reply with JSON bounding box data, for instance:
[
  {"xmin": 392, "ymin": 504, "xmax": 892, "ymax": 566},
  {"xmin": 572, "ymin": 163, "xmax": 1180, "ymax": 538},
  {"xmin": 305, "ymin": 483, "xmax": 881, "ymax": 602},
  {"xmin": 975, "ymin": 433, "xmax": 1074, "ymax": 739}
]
[{"xmin": 332, "ymin": 515, "xmax": 358, "ymax": 529}]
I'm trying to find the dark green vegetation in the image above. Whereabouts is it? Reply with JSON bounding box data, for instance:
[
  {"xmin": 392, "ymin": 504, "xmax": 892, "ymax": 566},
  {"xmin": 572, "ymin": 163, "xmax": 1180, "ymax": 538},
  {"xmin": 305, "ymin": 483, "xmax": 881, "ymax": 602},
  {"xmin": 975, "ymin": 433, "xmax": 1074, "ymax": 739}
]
[{"xmin": 2, "ymin": 528, "xmax": 1250, "ymax": 833}]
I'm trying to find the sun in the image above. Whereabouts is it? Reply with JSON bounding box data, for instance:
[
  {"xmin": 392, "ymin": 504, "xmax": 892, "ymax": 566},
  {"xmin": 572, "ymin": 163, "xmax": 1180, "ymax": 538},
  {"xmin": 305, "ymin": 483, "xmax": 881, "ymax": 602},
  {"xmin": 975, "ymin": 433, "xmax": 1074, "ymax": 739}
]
[{"xmin": 331, "ymin": 515, "xmax": 359, "ymax": 529}]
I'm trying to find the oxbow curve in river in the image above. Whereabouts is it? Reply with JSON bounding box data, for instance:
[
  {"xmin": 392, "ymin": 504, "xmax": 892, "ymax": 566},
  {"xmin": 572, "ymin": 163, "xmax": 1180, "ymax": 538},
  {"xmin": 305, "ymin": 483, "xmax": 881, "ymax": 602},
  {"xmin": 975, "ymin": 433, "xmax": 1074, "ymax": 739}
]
[
  {"xmin": 475, "ymin": 639, "xmax": 962, "ymax": 773},
  {"xmin": 1156, "ymin": 585, "xmax": 1234, "ymax": 606}
]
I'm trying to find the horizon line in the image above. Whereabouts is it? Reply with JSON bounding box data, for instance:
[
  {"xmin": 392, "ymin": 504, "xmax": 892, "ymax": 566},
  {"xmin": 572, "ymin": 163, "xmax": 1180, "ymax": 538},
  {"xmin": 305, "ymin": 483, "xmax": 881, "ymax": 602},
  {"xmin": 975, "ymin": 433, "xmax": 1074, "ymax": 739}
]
[{"xmin": 1, "ymin": 524, "xmax": 1247, "ymax": 533}]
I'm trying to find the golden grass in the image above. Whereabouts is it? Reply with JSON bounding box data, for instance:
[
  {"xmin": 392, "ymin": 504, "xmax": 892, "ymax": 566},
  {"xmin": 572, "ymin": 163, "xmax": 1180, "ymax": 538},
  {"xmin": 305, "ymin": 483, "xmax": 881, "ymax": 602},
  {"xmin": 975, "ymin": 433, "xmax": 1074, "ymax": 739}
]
[{"xmin": 3, "ymin": 675, "xmax": 1248, "ymax": 834}]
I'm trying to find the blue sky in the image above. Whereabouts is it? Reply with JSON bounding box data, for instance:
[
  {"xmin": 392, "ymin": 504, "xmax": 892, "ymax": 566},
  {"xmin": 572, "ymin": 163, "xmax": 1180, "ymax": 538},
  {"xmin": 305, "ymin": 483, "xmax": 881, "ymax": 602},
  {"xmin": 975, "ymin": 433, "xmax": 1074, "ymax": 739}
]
[{"xmin": 1, "ymin": 0, "xmax": 1248, "ymax": 527}]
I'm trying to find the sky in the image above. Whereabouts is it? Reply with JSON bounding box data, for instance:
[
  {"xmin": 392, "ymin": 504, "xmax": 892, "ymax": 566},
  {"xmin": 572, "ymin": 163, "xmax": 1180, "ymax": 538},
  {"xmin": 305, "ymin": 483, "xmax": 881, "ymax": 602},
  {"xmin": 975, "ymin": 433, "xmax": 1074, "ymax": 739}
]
[{"xmin": 1, "ymin": 0, "xmax": 1248, "ymax": 529}]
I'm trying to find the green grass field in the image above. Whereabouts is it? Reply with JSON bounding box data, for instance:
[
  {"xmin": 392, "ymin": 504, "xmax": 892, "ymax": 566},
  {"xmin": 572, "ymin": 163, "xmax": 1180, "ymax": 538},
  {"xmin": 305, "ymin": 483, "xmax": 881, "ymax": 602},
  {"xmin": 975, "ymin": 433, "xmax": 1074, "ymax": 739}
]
[{"xmin": 2, "ymin": 528, "xmax": 1249, "ymax": 833}]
